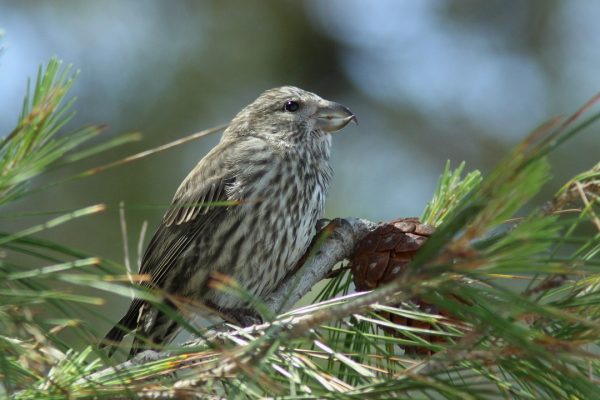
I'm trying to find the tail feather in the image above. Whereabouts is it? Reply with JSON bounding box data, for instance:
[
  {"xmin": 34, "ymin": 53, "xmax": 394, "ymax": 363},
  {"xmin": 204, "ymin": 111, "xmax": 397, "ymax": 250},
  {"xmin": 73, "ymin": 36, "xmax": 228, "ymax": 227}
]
[
  {"xmin": 102, "ymin": 299, "xmax": 182, "ymax": 358},
  {"xmin": 128, "ymin": 301, "xmax": 180, "ymax": 358},
  {"xmin": 101, "ymin": 300, "xmax": 143, "ymax": 356}
]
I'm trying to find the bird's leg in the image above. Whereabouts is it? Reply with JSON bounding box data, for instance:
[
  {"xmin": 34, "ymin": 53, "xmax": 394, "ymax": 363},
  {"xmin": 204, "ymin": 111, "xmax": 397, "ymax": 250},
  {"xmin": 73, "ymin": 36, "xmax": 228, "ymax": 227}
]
[{"xmin": 226, "ymin": 307, "xmax": 263, "ymax": 327}]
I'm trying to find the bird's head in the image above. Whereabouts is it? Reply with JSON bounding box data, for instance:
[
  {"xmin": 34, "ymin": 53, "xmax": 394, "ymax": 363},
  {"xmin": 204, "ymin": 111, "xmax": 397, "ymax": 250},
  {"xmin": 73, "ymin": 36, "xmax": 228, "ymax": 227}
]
[{"xmin": 225, "ymin": 86, "xmax": 356, "ymax": 144}]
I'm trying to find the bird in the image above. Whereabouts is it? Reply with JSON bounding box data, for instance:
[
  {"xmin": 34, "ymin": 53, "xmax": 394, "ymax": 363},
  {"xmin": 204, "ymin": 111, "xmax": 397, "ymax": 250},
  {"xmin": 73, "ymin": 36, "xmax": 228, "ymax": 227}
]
[{"xmin": 102, "ymin": 86, "xmax": 356, "ymax": 357}]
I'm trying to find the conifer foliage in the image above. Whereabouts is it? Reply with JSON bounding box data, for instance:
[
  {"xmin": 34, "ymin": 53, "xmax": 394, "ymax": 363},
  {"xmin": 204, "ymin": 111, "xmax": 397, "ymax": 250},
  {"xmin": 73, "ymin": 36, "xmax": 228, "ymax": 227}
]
[{"xmin": 2, "ymin": 58, "xmax": 600, "ymax": 399}]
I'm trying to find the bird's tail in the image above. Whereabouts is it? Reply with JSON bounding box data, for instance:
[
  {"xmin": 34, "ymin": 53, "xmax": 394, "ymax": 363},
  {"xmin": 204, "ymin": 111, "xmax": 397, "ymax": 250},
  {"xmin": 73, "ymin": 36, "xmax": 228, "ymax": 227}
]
[
  {"xmin": 101, "ymin": 300, "xmax": 143, "ymax": 357},
  {"xmin": 102, "ymin": 299, "xmax": 181, "ymax": 358}
]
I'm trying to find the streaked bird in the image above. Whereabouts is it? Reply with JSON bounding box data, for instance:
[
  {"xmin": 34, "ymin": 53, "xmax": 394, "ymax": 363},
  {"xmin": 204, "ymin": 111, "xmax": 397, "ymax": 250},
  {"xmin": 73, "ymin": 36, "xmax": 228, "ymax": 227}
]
[{"xmin": 103, "ymin": 86, "xmax": 356, "ymax": 357}]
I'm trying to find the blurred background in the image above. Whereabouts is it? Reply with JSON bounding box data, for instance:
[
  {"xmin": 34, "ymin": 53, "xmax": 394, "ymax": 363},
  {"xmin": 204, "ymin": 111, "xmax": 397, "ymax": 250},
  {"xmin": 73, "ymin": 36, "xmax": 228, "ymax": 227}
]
[{"xmin": 1, "ymin": 0, "xmax": 599, "ymax": 335}]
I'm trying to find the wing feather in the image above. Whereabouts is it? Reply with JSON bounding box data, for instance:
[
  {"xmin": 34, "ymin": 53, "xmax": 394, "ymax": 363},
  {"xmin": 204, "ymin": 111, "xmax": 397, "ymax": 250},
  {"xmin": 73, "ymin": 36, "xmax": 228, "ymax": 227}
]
[
  {"xmin": 141, "ymin": 145, "xmax": 235, "ymax": 284},
  {"xmin": 103, "ymin": 144, "xmax": 237, "ymax": 351}
]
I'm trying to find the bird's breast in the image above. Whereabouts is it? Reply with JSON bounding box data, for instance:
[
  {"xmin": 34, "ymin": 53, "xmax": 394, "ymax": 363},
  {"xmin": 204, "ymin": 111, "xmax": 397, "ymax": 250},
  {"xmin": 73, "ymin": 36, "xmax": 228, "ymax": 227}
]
[{"xmin": 201, "ymin": 148, "xmax": 332, "ymax": 308}]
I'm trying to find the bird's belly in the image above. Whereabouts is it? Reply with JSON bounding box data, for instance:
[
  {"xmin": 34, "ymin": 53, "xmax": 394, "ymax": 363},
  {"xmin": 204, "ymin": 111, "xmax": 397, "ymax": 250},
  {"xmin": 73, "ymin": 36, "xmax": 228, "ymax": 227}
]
[{"xmin": 191, "ymin": 181, "xmax": 326, "ymax": 310}]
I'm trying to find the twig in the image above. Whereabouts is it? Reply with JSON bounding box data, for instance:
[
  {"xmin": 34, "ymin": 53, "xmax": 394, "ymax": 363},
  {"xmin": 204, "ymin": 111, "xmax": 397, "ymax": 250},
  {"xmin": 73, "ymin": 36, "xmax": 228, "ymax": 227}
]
[
  {"xmin": 119, "ymin": 202, "xmax": 132, "ymax": 283},
  {"xmin": 83, "ymin": 124, "xmax": 227, "ymax": 176},
  {"xmin": 137, "ymin": 220, "xmax": 148, "ymax": 271},
  {"xmin": 575, "ymin": 181, "xmax": 600, "ymax": 231}
]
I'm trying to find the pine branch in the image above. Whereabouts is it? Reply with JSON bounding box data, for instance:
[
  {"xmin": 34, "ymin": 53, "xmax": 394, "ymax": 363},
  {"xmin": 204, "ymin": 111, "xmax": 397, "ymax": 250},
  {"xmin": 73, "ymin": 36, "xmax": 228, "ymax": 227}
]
[{"xmin": 266, "ymin": 217, "xmax": 378, "ymax": 314}]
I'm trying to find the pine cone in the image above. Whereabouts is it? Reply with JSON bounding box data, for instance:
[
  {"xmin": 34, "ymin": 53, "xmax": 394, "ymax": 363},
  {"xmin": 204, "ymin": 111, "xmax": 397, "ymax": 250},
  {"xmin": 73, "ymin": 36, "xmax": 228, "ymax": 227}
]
[
  {"xmin": 351, "ymin": 218, "xmax": 434, "ymax": 290},
  {"xmin": 350, "ymin": 218, "xmax": 457, "ymax": 355}
]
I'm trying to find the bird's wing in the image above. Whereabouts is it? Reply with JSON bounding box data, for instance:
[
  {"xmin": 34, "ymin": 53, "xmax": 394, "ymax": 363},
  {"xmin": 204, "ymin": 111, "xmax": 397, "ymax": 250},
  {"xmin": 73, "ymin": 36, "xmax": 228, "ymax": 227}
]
[
  {"xmin": 139, "ymin": 178, "xmax": 231, "ymax": 286},
  {"xmin": 141, "ymin": 143, "xmax": 236, "ymax": 286},
  {"xmin": 103, "ymin": 145, "xmax": 237, "ymax": 351}
]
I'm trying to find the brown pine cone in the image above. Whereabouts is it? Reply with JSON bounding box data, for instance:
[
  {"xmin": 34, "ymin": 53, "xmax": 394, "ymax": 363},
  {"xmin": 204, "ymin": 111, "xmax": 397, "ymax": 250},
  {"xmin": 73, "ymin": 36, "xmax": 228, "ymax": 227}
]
[
  {"xmin": 350, "ymin": 217, "xmax": 459, "ymax": 355},
  {"xmin": 351, "ymin": 217, "xmax": 434, "ymax": 290}
]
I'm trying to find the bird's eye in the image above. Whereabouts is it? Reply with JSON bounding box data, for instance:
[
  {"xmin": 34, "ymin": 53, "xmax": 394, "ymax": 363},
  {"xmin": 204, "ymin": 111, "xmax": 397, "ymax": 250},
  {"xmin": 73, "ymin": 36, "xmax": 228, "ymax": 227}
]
[{"xmin": 283, "ymin": 100, "xmax": 300, "ymax": 112}]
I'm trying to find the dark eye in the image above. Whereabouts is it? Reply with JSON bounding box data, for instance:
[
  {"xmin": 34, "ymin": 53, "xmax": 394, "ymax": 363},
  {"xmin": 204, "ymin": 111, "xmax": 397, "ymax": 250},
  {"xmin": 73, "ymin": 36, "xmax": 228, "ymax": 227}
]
[{"xmin": 284, "ymin": 100, "xmax": 300, "ymax": 112}]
